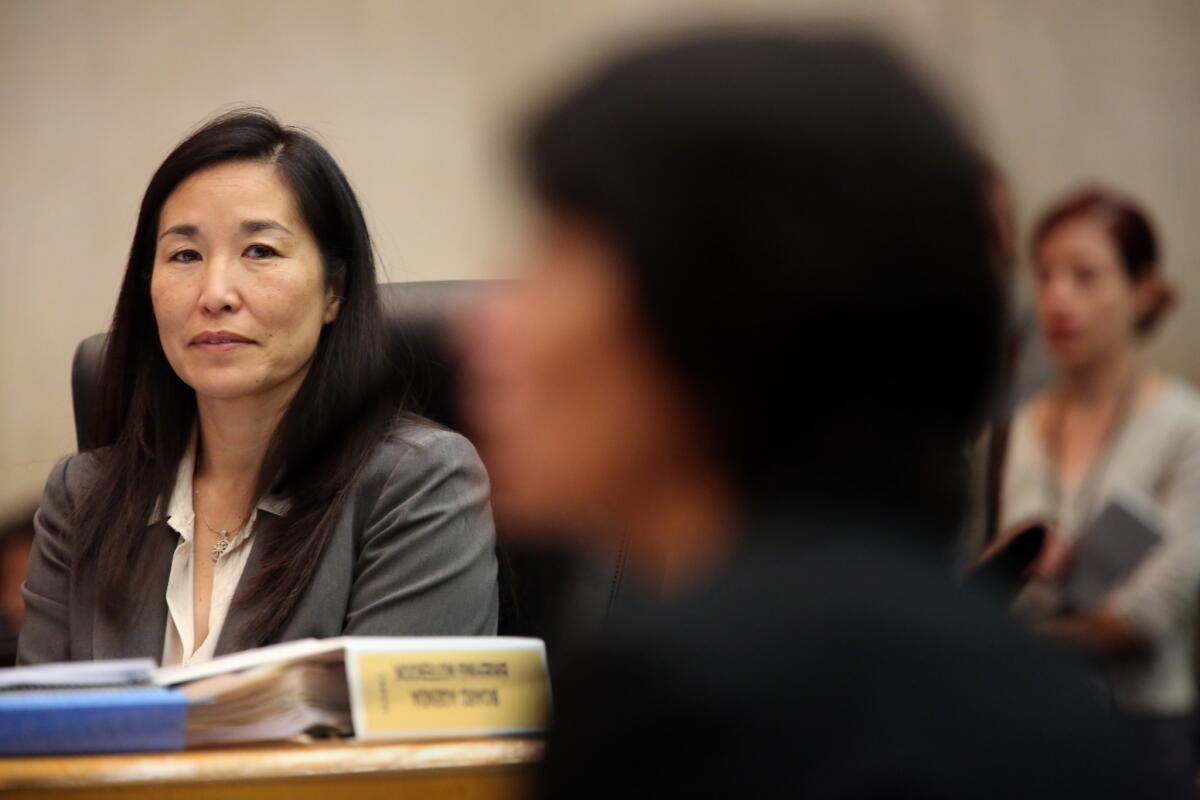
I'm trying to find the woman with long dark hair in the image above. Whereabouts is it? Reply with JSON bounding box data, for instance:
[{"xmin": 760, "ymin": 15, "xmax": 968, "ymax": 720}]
[{"xmin": 19, "ymin": 110, "xmax": 498, "ymax": 666}]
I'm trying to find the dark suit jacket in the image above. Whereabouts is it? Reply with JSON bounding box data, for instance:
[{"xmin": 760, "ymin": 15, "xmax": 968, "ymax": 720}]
[
  {"xmin": 543, "ymin": 511, "xmax": 1148, "ymax": 798},
  {"xmin": 18, "ymin": 422, "xmax": 498, "ymax": 664}
]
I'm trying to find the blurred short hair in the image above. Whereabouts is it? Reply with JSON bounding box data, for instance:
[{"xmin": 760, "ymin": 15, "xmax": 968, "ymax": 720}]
[{"xmin": 522, "ymin": 31, "xmax": 1003, "ymax": 531}]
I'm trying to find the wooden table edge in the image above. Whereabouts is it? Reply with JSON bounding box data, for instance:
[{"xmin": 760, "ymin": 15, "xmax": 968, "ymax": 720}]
[{"xmin": 0, "ymin": 736, "xmax": 546, "ymax": 790}]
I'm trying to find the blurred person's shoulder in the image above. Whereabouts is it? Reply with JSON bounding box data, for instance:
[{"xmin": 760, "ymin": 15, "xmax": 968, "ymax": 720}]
[
  {"xmin": 548, "ymin": 514, "xmax": 1145, "ymax": 797},
  {"xmin": 633, "ymin": 517, "xmax": 1095, "ymax": 688}
]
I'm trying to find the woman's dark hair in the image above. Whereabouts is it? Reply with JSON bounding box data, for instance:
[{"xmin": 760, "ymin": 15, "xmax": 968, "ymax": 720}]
[
  {"xmin": 79, "ymin": 109, "xmax": 407, "ymax": 643},
  {"xmin": 521, "ymin": 32, "xmax": 1004, "ymax": 533},
  {"xmin": 1033, "ymin": 186, "xmax": 1173, "ymax": 334}
]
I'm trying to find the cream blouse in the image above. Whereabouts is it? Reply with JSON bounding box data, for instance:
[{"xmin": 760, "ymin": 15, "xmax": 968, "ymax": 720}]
[
  {"xmin": 158, "ymin": 434, "xmax": 286, "ymax": 667},
  {"xmin": 1000, "ymin": 377, "xmax": 1200, "ymax": 715}
]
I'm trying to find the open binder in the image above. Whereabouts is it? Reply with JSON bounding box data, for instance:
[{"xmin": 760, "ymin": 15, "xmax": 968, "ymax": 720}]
[{"xmin": 0, "ymin": 637, "xmax": 551, "ymax": 755}]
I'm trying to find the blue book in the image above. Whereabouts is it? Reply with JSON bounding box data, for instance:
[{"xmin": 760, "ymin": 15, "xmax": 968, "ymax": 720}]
[{"xmin": 0, "ymin": 687, "xmax": 186, "ymax": 755}]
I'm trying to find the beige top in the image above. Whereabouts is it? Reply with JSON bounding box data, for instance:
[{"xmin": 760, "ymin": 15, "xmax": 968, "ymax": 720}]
[
  {"xmin": 158, "ymin": 434, "xmax": 286, "ymax": 667},
  {"xmin": 1001, "ymin": 376, "xmax": 1200, "ymax": 715}
]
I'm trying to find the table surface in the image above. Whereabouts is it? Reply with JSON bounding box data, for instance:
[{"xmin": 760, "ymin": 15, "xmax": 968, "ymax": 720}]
[{"xmin": 0, "ymin": 737, "xmax": 545, "ymax": 799}]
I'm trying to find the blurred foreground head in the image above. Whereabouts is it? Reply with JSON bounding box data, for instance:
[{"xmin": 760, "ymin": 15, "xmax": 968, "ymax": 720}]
[{"xmin": 463, "ymin": 30, "xmax": 1002, "ymax": 556}]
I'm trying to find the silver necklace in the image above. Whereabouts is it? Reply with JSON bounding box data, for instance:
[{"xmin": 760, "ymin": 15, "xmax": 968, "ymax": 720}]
[{"xmin": 194, "ymin": 490, "xmax": 244, "ymax": 562}]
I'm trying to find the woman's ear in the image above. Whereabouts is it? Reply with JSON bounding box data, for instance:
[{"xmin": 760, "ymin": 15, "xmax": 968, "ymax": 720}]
[
  {"xmin": 324, "ymin": 268, "xmax": 346, "ymax": 324},
  {"xmin": 1134, "ymin": 270, "xmax": 1160, "ymax": 317},
  {"xmin": 324, "ymin": 289, "xmax": 342, "ymax": 324},
  {"xmin": 1132, "ymin": 268, "xmax": 1179, "ymax": 335}
]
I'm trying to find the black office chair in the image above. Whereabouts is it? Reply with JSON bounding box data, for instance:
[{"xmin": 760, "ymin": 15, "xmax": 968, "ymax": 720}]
[{"xmin": 71, "ymin": 280, "xmax": 635, "ymax": 659}]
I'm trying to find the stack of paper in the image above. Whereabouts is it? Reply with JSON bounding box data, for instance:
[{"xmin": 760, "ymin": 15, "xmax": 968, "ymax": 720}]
[
  {"xmin": 180, "ymin": 658, "xmax": 351, "ymax": 746},
  {"xmin": 0, "ymin": 637, "xmax": 551, "ymax": 755}
]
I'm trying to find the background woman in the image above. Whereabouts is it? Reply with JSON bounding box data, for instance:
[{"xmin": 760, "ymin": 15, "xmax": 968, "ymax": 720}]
[
  {"xmin": 995, "ymin": 186, "xmax": 1200, "ymax": 791},
  {"xmin": 19, "ymin": 110, "xmax": 498, "ymax": 666}
]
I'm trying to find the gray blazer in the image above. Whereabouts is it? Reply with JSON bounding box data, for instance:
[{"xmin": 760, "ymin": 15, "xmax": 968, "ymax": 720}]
[{"xmin": 18, "ymin": 422, "xmax": 499, "ymax": 664}]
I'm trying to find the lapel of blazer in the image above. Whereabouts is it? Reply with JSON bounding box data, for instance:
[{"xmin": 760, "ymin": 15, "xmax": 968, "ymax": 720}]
[
  {"xmin": 213, "ymin": 509, "xmax": 285, "ymax": 656},
  {"xmin": 92, "ymin": 521, "xmax": 177, "ymax": 661}
]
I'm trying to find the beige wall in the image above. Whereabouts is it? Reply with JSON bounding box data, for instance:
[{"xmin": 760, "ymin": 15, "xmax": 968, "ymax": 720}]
[{"xmin": 2, "ymin": 0, "xmax": 1198, "ymax": 517}]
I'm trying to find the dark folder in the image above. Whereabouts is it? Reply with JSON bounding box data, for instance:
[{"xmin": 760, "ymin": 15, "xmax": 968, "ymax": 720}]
[{"xmin": 971, "ymin": 523, "xmax": 1047, "ymax": 603}]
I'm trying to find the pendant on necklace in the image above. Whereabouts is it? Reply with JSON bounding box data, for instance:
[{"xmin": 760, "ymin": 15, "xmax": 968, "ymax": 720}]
[{"xmin": 211, "ymin": 531, "xmax": 231, "ymax": 562}]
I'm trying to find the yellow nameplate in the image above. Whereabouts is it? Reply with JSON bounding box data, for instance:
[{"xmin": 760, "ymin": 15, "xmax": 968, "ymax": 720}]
[{"xmin": 348, "ymin": 641, "xmax": 551, "ymax": 739}]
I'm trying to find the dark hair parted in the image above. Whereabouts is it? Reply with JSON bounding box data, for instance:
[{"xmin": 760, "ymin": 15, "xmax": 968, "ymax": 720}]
[
  {"xmin": 1033, "ymin": 186, "xmax": 1174, "ymax": 335},
  {"xmin": 79, "ymin": 109, "xmax": 409, "ymax": 644},
  {"xmin": 522, "ymin": 32, "xmax": 1004, "ymax": 530}
]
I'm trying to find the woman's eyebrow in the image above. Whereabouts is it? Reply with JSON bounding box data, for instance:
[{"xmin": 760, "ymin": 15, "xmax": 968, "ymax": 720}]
[
  {"xmin": 241, "ymin": 219, "xmax": 293, "ymax": 236},
  {"xmin": 158, "ymin": 223, "xmax": 199, "ymax": 241}
]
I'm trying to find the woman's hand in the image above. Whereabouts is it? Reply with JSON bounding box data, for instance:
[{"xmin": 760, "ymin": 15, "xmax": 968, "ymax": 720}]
[
  {"xmin": 1029, "ymin": 529, "xmax": 1072, "ymax": 580},
  {"xmin": 1037, "ymin": 605, "xmax": 1149, "ymax": 656},
  {"xmin": 980, "ymin": 525, "xmax": 1150, "ymax": 657}
]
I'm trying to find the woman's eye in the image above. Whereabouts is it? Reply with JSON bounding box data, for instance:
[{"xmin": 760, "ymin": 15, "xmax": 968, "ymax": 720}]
[
  {"xmin": 168, "ymin": 249, "xmax": 202, "ymax": 263},
  {"xmin": 244, "ymin": 244, "xmax": 278, "ymax": 259}
]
